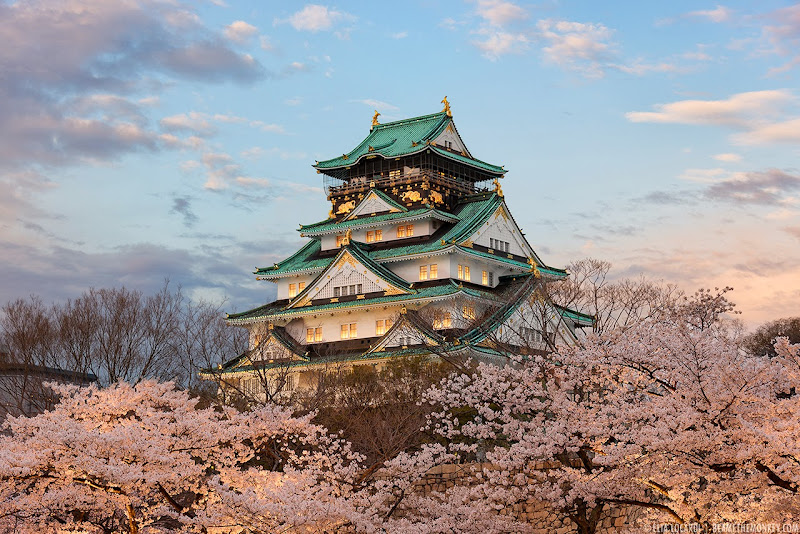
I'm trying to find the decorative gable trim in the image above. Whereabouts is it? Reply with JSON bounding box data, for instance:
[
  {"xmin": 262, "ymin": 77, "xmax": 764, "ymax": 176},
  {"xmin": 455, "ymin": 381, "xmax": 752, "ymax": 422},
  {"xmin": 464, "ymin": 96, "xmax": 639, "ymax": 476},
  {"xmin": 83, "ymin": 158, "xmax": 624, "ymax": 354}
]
[
  {"xmin": 432, "ymin": 119, "xmax": 471, "ymax": 156},
  {"xmin": 344, "ymin": 189, "xmax": 406, "ymax": 221},
  {"xmin": 287, "ymin": 245, "xmax": 411, "ymax": 309}
]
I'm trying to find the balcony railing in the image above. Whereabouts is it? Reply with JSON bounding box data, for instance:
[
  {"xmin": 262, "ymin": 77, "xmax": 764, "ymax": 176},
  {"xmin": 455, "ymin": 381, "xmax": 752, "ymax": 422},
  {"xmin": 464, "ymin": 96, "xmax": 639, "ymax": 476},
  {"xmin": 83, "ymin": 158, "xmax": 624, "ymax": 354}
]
[{"xmin": 325, "ymin": 169, "xmax": 487, "ymax": 198}]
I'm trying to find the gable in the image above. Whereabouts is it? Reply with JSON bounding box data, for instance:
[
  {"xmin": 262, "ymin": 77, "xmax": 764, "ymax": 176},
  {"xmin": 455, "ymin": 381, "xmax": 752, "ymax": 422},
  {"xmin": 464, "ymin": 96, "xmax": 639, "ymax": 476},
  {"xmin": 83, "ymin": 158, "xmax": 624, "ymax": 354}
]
[
  {"xmin": 368, "ymin": 313, "xmax": 442, "ymax": 353},
  {"xmin": 237, "ymin": 335, "xmax": 301, "ymax": 367},
  {"xmin": 432, "ymin": 121, "xmax": 470, "ymax": 156},
  {"xmin": 468, "ymin": 205, "xmax": 534, "ymax": 258},
  {"xmin": 289, "ymin": 248, "xmax": 410, "ymax": 308},
  {"xmin": 345, "ymin": 190, "xmax": 404, "ymax": 220}
]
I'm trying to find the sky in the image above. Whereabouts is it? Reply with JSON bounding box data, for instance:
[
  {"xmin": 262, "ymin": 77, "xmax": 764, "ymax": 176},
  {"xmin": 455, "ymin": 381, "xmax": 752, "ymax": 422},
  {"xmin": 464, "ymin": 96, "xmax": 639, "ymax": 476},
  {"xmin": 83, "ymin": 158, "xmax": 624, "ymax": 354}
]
[{"xmin": 2, "ymin": 0, "xmax": 800, "ymax": 329}]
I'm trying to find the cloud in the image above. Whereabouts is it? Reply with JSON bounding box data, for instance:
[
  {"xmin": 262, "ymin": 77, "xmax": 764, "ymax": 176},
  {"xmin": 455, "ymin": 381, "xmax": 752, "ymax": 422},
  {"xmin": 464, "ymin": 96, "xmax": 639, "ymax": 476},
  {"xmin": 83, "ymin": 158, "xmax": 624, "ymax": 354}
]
[
  {"xmin": 625, "ymin": 90, "xmax": 792, "ymax": 126},
  {"xmin": 391, "ymin": 31, "xmax": 408, "ymax": 39},
  {"xmin": 687, "ymin": 5, "xmax": 733, "ymax": 23},
  {"xmin": 224, "ymin": 21, "xmax": 258, "ymax": 44},
  {"xmin": 475, "ymin": 0, "xmax": 528, "ymax": 27},
  {"xmin": 160, "ymin": 112, "xmax": 217, "ymax": 136},
  {"xmin": 732, "ymin": 117, "xmax": 800, "ymax": 145},
  {"xmin": 714, "ymin": 153, "xmax": 743, "ymax": 162},
  {"xmin": 201, "ymin": 152, "xmax": 244, "ymax": 190},
  {"xmin": 704, "ymin": 168, "xmax": 800, "ymax": 206},
  {"xmin": 536, "ymin": 20, "xmax": 616, "ymax": 78},
  {"xmin": 626, "ymin": 90, "xmax": 800, "ymax": 146},
  {"xmin": 474, "ymin": 31, "xmax": 529, "ymax": 60},
  {"xmin": 170, "ymin": 195, "xmax": 198, "ymax": 227},
  {"xmin": 281, "ymin": 5, "xmax": 354, "ymax": 32},
  {"xmin": 785, "ymin": 226, "xmax": 800, "ymax": 240},
  {"xmin": 0, "ymin": 0, "xmax": 266, "ymax": 172},
  {"xmin": 680, "ymin": 167, "xmax": 731, "ymax": 183}
]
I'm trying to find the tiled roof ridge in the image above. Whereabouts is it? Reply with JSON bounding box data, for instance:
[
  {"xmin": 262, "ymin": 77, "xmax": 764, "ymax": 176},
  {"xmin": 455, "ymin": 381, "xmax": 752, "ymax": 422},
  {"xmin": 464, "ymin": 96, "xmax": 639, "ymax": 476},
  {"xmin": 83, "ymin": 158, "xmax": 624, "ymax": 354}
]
[{"xmin": 371, "ymin": 111, "xmax": 447, "ymax": 130}]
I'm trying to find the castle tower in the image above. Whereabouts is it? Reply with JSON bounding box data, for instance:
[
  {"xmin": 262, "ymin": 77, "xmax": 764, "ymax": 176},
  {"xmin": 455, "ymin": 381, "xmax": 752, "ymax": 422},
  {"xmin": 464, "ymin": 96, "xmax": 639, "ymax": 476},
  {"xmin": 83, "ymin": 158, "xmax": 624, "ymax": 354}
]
[{"xmin": 204, "ymin": 102, "xmax": 591, "ymax": 399}]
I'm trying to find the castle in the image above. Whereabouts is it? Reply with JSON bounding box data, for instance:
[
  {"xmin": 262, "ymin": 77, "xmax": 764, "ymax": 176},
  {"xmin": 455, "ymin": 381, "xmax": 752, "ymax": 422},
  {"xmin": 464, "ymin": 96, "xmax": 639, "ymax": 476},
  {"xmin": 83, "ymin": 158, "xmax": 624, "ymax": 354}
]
[{"xmin": 204, "ymin": 100, "xmax": 591, "ymax": 400}]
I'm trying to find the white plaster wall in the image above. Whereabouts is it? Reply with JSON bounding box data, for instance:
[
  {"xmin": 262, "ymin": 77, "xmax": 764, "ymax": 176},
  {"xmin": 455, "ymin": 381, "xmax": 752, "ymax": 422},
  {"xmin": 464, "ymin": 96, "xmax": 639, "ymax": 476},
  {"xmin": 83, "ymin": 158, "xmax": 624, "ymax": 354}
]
[
  {"xmin": 319, "ymin": 219, "xmax": 436, "ymax": 251},
  {"xmin": 388, "ymin": 256, "xmax": 447, "ymax": 283},
  {"xmin": 276, "ymin": 274, "xmax": 317, "ymax": 300},
  {"xmin": 281, "ymin": 306, "xmax": 404, "ymax": 344}
]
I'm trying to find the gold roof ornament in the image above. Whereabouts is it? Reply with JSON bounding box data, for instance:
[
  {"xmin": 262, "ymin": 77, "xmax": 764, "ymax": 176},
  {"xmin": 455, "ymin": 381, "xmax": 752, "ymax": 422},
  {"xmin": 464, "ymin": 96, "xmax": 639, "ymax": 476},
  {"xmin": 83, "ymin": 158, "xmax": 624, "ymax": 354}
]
[
  {"xmin": 441, "ymin": 96, "xmax": 452, "ymax": 117},
  {"xmin": 371, "ymin": 110, "xmax": 381, "ymax": 129},
  {"xmin": 528, "ymin": 257, "xmax": 541, "ymax": 278},
  {"xmin": 400, "ymin": 304, "xmax": 407, "ymax": 315},
  {"xmin": 493, "ymin": 176, "xmax": 504, "ymax": 197}
]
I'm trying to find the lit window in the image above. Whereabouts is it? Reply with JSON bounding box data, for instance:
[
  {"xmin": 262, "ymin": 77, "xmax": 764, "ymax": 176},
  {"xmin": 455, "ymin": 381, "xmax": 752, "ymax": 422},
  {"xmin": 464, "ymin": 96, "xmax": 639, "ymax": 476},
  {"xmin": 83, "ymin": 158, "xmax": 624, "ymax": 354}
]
[
  {"xmin": 306, "ymin": 327, "xmax": 322, "ymax": 343},
  {"xmin": 419, "ymin": 265, "xmax": 428, "ymax": 280},
  {"xmin": 464, "ymin": 266, "xmax": 470, "ymax": 280},
  {"xmin": 482, "ymin": 270, "xmax": 488, "ymax": 285},
  {"xmin": 282, "ymin": 375, "xmax": 295, "ymax": 392},
  {"xmin": 299, "ymin": 282, "xmax": 306, "ymax": 292},
  {"xmin": 463, "ymin": 305, "xmax": 475, "ymax": 320},
  {"xmin": 366, "ymin": 231, "xmax": 375, "ymax": 243},
  {"xmin": 396, "ymin": 225, "xmax": 413, "ymax": 238},
  {"xmin": 340, "ymin": 323, "xmax": 357, "ymax": 339},
  {"xmin": 430, "ymin": 264, "xmax": 438, "ymax": 279},
  {"xmin": 289, "ymin": 283, "xmax": 297, "ymax": 298},
  {"xmin": 458, "ymin": 265, "xmax": 463, "ymax": 279},
  {"xmin": 375, "ymin": 229, "xmax": 383, "ymax": 241},
  {"xmin": 376, "ymin": 319, "xmax": 386, "ymax": 336}
]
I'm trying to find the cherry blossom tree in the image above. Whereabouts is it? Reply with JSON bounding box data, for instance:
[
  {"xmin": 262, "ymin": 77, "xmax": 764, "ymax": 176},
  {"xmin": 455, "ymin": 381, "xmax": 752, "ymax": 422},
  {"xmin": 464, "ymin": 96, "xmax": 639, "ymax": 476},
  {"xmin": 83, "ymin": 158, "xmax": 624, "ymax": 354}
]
[
  {"xmin": 421, "ymin": 289, "xmax": 800, "ymax": 533},
  {"xmin": 0, "ymin": 380, "xmax": 364, "ymax": 533}
]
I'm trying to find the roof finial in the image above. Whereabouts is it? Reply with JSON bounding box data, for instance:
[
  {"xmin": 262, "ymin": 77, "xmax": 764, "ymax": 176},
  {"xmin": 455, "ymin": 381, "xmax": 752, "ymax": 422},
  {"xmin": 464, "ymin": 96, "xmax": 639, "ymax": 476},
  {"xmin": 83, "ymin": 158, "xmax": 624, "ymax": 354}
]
[
  {"xmin": 441, "ymin": 96, "xmax": 451, "ymax": 117},
  {"xmin": 342, "ymin": 227, "xmax": 352, "ymax": 245},
  {"xmin": 371, "ymin": 110, "xmax": 381, "ymax": 129},
  {"xmin": 493, "ymin": 176, "xmax": 503, "ymax": 197}
]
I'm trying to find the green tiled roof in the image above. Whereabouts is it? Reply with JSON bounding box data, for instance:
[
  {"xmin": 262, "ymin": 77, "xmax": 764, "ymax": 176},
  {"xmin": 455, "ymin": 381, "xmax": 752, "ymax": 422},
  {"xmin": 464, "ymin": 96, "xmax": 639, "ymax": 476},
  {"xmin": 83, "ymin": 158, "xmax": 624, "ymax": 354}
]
[
  {"xmin": 556, "ymin": 305, "xmax": 594, "ymax": 326},
  {"xmin": 255, "ymin": 193, "xmax": 565, "ymax": 279},
  {"xmin": 255, "ymin": 240, "xmax": 326, "ymax": 278},
  {"xmin": 299, "ymin": 207, "xmax": 457, "ymax": 235},
  {"xmin": 313, "ymin": 112, "xmax": 504, "ymax": 175},
  {"xmin": 227, "ymin": 281, "xmax": 469, "ymax": 323},
  {"xmin": 429, "ymin": 146, "xmax": 504, "ymax": 174}
]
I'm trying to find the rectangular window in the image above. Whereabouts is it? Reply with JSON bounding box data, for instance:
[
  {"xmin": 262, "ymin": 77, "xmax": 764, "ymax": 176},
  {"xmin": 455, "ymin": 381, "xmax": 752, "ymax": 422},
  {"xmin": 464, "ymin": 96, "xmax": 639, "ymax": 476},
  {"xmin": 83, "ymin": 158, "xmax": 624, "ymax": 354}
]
[
  {"xmin": 463, "ymin": 305, "xmax": 475, "ymax": 320},
  {"xmin": 406, "ymin": 224, "xmax": 414, "ymax": 236},
  {"xmin": 488, "ymin": 272, "xmax": 494, "ymax": 286},
  {"xmin": 376, "ymin": 319, "xmax": 386, "ymax": 336},
  {"xmin": 289, "ymin": 283, "xmax": 297, "ymax": 298},
  {"xmin": 366, "ymin": 230, "xmax": 375, "ymax": 243},
  {"xmin": 334, "ymin": 287, "xmax": 341, "ymax": 297},
  {"xmin": 430, "ymin": 264, "xmax": 438, "ymax": 279},
  {"xmin": 375, "ymin": 229, "xmax": 383, "ymax": 241},
  {"xmin": 482, "ymin": 270, "xmax": 488, "ymax": 285},
  {"xmin": 340, "ymin": 323, "xmax": 357, "ymax": 339},
  {"xmin": 299, "ymin": 282, "xmax": 306, "ymax": 292},
  {"xmin": 464, "ymin": 266, "xmax": 470, "ymax": 280},
  {"xmin": 306, "ymin": 327, "xmax": 322, "ymax": 343},
  {"xmin": 397, "ymin": 225, "xmax": 406, "ymax": 238},
  {"xmin": 396, "ymin": 225, "xmax": 414, "ymax": 238},
  {"xmin": 458, "ymin": 265, "xmax": 463, "ymax": 279},
  {"xmin": 419, "ymin": 265, "xmax": 428, "ymax": 280},
  {"xmin": 489, "ymin": 238, "xmax": 494, "ymax": 249}
]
